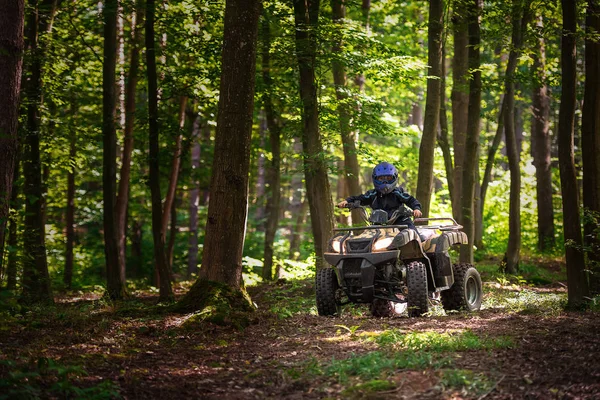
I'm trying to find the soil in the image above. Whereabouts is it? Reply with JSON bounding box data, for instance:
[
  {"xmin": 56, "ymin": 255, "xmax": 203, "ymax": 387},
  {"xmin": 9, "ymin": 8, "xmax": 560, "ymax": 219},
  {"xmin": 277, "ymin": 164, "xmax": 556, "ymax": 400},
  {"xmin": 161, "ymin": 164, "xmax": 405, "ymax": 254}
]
[{"xmin": 1, "ymin": 278, "xmax": 599, "ymax": 400}]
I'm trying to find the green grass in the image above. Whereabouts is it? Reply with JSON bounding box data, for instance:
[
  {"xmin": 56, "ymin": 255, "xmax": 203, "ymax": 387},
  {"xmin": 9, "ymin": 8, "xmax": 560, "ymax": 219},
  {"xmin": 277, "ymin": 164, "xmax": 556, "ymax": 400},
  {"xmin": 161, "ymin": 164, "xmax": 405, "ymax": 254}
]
[
  {"xmin": 324, "ymin": 351, "xmax": 451, "ymax": 383},
  {"xmin": 483, "ymin": 286, "xmax": 567, "ymax": 315},
  {"xmin": 367, "ymin": 330, "xmax": 513, "ymax": 352},
  {"xmin": 439, "ymin": 368, "xmax": 493, "ymax": 395}
]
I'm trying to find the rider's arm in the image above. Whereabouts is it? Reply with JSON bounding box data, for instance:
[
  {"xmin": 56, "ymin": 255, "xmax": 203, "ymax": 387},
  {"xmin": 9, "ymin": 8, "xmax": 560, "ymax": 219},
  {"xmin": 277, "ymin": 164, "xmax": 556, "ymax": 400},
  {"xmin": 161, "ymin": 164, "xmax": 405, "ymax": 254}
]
[{"xmin": 346, "ymin": 190, "xmax": 377, "ymax": 206}]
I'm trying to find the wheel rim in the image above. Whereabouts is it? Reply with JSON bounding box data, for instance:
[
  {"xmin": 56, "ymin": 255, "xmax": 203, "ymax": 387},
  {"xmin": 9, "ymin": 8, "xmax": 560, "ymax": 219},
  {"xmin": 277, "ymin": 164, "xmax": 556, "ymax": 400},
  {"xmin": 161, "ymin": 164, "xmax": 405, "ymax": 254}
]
[{"xmin": 465, "ymin": 275, "xmax": 479, "ymax": 305}]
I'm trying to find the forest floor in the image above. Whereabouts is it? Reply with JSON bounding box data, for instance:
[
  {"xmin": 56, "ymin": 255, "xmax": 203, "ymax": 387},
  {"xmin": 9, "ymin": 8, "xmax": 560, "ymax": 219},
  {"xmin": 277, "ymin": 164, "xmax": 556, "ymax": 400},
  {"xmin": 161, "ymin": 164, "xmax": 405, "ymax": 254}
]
[{"xmin": 1, "ymin": 259, "xmax": 600, "ymax": 399}]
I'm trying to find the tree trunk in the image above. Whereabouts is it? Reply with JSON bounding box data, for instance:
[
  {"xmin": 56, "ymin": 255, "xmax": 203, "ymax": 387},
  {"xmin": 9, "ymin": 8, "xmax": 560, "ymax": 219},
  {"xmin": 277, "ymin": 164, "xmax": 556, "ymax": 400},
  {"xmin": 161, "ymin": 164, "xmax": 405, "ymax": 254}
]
[
  {"xmin": 103, "ymin": 0, "xmax": 127, "ymax": 300},
  {"xmin": 64, "ymin": 108, "xmax": 76, "ymax": 289},
  {"xmin": 255, "ymin": 113, "xmax": 267, "ymax": 227},
  {"xmin": 187, "ymin": 114, "xmax": 202, "ymax": 278},
  {"xmin": 438, "ymin": 39, "xmax": 454, "ymax": 208},
  {"xmin": 0, "ymin": 0, "xmax": 24, "ymax": 271},
  {"xmin": 559, "ymin": 0, "xmax": 589, "ymax": 308},
  {"xmin": 130, "ymin": 219, "xmax": 143, "ymax": 278},
  {"xmin": 161, "ymin": 96, "xmax": 186, "ymax": 245},
  {"xmin": 146, "ymin": 0, "xmax": 174, "ymax": 301},
  {"xmin": 293, "ymin": 0, "xmax": 335, "ymax": 270},
  {"xmin": 261, "ymin": 10, "xmax": 283, "ymax": 281},
  {"xmin": 115, "ymin": 0, "xmax": 144, "ymax": 284},
  {"xmin": 180, "ymin": 0, "xmax": 260, "ymax": 296},
  {"xmin": 503, "ymin": 0, "xmax": 530, "ymax": 274},
  {"xmin": 416, "ymin": 0, "xmax": 444, "ymax": 217},
  {"xmin": 21, "ymin": 0, "xmax": 57, "ymax": 304},
  {"xmin": 5, "ymin": 159, "xmax": 21, "ymax": 290},
  {"xmin": 166, "ymin": 196, "xmax": 178, "ymax": 273},
  {"xmin": 451, "ymin": 2, "xmax": 469, "ymax": 222},
  {"xmin": 582, "ymin": 0, "xmax": 600, "ymax": 294},
  {"xmin": 531, "ymin": 15, "xmax": 554, "ymax": 252},
  {"xmin": 459, "ymin": 0, "xmax": 482, "ymax": 264},
  {"xmin": 289, "ymin": 199, "xmax": 309, "ymax": 260},
  {"xmin": 331, "ymin": 0, "xmax": 361, "ymax": 225},
  {"xmin": 288, "ymin": 138, "xmax": 306, "ymax": 260}
]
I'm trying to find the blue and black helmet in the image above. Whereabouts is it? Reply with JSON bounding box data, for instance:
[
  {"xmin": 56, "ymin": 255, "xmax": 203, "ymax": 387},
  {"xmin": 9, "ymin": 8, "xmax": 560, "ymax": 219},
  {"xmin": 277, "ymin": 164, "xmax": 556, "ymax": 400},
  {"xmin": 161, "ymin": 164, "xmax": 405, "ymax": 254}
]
[{"xmin": 372, "ymin": 162, "xmax": 398, "ymax": 194}]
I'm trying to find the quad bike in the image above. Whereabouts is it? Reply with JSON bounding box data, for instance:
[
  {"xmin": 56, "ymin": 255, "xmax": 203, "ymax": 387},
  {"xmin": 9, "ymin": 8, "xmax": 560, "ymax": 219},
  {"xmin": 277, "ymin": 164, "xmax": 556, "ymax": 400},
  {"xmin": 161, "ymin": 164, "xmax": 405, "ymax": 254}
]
[{"xmin": 316, "ymin": 202, "xmax": 483, "ymax": 317}]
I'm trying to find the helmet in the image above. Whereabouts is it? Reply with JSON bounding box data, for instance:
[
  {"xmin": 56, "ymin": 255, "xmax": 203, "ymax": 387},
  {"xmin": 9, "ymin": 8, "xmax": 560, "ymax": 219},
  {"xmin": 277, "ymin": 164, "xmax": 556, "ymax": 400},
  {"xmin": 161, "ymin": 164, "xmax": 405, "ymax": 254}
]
[{"xmin": 372, "ymin": 162, "xmax": 398, "ymax": 194}]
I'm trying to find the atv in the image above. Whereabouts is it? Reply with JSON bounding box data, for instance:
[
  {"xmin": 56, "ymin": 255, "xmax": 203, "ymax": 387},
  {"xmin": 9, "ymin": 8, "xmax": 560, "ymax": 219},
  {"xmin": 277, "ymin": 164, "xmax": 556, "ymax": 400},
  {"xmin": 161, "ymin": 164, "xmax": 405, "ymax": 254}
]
[{"xmin": 316, "ymin": 202, "xmax": 483, "ymax": 317}]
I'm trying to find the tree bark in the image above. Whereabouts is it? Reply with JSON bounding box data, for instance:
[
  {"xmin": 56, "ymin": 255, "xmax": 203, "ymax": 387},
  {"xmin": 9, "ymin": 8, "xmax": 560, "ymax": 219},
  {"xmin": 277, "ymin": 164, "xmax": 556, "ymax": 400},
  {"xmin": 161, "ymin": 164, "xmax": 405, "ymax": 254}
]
[
  {"xmin": 503, "ymin": 0, "xmax": 530, "ymax": 274},
  {"xmin": 451, "ymin": 1, "xmax": 469, "ymax": 222},
  {"xmin": 187, "ymin": 113, "xmax": 202, "ymax": 278},
  {"xmin": 416, "ymin": 0, "xmax": 444, "ymax": 217},
  {"xmin": 582, "ymin": 0, "xmax": 600, "ymax": 294},
  {"xmin": 5, "ymin": 159, "xmax": 21, "ymax": 290},
  {"xmin": 459, "ymin": 0, "xmax": 482, "ymax": 264},
  {"xmin": 293, "ymin": 0, "xmax": 335, "ymax": 270},
  {"xmin": 103, "ymin": 0, "xmax": 128, "ymax": 300},
  {"xmin": 261, "ymin": 10, "xmax": 283, "ymax": 281},
  {"xmin": 21, "ymin": 0, "xmax": 57, "ymax": 304},
  {"xmin": 531, "ymin": 15, "xmax": 554, "ymax": 252},
  {"xmin": 161, "ymin": 96, "xmax": 186, "ymax": 245},
  {"xmin": 64, "ymin": 105, "xmax": 76, "ymax": 289},
  {"xmin": 438, "ymin": 42, "xmax": 454, "ymax": 208},
  {"xmin": 331, "ymin": 0, "xmax": 361, "ymax": 224},
  {"xmin": 115, "ymin": 0, "xmax": 144, "ymax": 284},
  {"xmin": 559, "ymin": 0, "xmax": 589, "ymax": 308},
  {"xmin": 0, "ymin": 0, "xmax": 24, "ymax": 267},
  {"xmin": 146, "ymin": 0, "xmax": 174, "ymax": 301},
  {"xmin": 180, "ymin": 0, "xmax": 260, "ymax": 295}
]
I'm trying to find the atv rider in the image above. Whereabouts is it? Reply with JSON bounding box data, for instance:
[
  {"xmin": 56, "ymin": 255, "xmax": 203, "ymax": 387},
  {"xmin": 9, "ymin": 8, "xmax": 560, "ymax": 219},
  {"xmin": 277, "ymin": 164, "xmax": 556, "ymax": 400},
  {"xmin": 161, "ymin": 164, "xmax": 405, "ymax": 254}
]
[{"xmin": 337, "ymin": 162, "xmax": 422, "ymax": 230}]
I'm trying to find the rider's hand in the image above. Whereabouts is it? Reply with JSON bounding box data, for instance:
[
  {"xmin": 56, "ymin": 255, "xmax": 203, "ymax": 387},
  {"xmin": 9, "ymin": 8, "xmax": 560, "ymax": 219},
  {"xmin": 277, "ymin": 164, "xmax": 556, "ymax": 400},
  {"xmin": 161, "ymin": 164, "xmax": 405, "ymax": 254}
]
[
  {"xmin": 337, "ymin": 200, "xmax": 348, "ymax": 208},
  {"xmin": 413, "ymin": 209, "xmax": 422, "ymax": 218}
]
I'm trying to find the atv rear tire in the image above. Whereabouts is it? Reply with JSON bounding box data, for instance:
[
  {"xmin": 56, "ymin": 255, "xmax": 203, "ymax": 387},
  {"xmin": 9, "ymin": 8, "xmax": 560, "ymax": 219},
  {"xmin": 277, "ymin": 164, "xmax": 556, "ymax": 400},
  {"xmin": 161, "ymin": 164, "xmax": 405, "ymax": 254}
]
[
  {"xmin": 370, "ymin": 298, "xmax": 395, "ymax": 317},
  {"xmin": 407, "ymin": 261, "xmax": 429, "ymax": 317},
  {"xmin": 441, "ymin": 263, "xmax": 483, "ymax": 312},
  {"xmin": 316, "ymin": 268, "xmax": 342, "ymax": 316}
]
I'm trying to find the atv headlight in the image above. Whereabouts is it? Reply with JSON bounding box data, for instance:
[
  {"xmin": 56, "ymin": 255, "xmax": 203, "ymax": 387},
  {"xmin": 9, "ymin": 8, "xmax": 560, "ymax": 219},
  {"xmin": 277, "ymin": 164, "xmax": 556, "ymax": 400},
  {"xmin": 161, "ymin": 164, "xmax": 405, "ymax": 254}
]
[
  {"xmin": 373, "ymin": 237, "xmax": 393, "ymax": 251},
  {"xmin": 332, "ymin": 240, "xmax": 342, "ymax": 253}
]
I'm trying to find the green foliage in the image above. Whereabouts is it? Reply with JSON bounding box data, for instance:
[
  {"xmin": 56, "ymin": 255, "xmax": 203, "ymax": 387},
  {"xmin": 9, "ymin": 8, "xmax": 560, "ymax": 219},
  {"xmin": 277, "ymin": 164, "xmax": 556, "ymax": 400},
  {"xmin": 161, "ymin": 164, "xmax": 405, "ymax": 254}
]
[
  {"xmin": 0, "ymin": 358, "xmax": 120, "ymax": 400},
  {"xmin": 341, "ymin": 379, "xmax": 396, "ymax": 396},
  {"xmin": 439, "ymin": 368, "xmax": 492, "ymax": 395},
  {"xmin": 370, "ymin": 330, "xmax": 513, "ymax": 352},
  {"xmin": 324, "ymin": 351, "xmax": 447, "ymax": 384}
]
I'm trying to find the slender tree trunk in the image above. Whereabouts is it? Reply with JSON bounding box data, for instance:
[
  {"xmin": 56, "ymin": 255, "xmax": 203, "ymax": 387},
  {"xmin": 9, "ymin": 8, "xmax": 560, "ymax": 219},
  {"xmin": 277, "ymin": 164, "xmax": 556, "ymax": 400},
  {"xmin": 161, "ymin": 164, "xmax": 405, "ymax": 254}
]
[
  {"xmin": 293, "ymin": 0, "xmax": 335, "ymax": 270},
  {"xmin": 480, "ymin": 98, "xmax": 505, "ymax": 214},
  {"xmin": 331, "ymin": 0, "xmax": 361, "ymax": 224},
  {"xmin": 161, "ymin": 96, "xmax": 186, "ymax": 244},
  {"xmin": 503, "ymin": 0, "xmax": 530, "ymax": 274},
  {"xmin": 0, "ymin": 0, "xmax": 24, "ymax": 270},
  {"xmin": 166, "ymin": 196, "xmax": 178, "ymax": 272},
  {"xmin": 531, "ymin": 15, "xmax": 554, "ymax": 252},
  {"xmin": 255, "ymin": 114, "xmax": 267, "ymax": 226},
  {"xmin": 451, "ymin": 1, "xmax": 469, "ymax": 222},
  {"xmin": 438, "ymin": 43, "xmax": 454, "ymax": 207},
  {"xmin": 116, "ymin": 0, "xmax": 144, "ymax": 284},
  {"xmin": 5, "ymin": 159, "xmax": 21, "ymax": 290},
  {"xmin": 187, "ymin": 114, "xmax": 201, "ymax": 278},
  {"xmin": 459, "ymin": 0, "xmax": 482, "ymax": 264},
  {"xmin": 261, "ymin": 10, "xmax": 283, "ymax": 281},
  {"xmin": 130, "ymin": 219, "xmax": 143, "ymax": 278},
  {"xmin": 179, "ymin": 0, "xmax": 260, "ymax": 296},
  {"xmin": 21, "ymin": 0, "xmax": 57, "ymax": 303},
  {"xmin": 416, "ymin": 0, "xmax": 444, "ymax": 217},
  {"xmin": 64, "ymin": 108, "xmax": 76, "ymax": 289},
  {"xmin": 582, "ymin": 0, "xmax": 600, "ymax": 294},
  {"xmin": 103, "ymin": 0, "xmax": 127, "ymax": 300},
  {"xmin": 559, "ymin": 0, "xmax": 589, "ymax": 308},
  {"xmin": 289, "ymin": 199, "xmax": 309, "ymax": 260},
  {"xmin": 288, "ymin": 138, "xmax": 306, "ymax": 259},
  {"xmin": 146, "ymin": 0, "xmax": 174, "ymax": 301}
]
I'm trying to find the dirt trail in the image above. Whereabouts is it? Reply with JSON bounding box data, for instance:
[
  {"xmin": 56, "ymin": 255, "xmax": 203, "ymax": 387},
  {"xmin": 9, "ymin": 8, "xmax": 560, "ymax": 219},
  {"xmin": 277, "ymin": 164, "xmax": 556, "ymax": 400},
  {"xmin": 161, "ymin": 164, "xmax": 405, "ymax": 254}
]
[{"xmin": 1, "ymin": 280, "xmax": 599, "ymax": 399}]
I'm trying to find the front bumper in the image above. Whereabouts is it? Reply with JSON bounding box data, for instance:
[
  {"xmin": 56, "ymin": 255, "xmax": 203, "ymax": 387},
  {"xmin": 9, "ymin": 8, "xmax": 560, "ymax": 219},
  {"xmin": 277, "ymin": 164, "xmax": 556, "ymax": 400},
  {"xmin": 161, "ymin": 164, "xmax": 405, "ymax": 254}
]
[{"xmin": 324, "ymin": 250, "xmax": 400, "ymax": 302}]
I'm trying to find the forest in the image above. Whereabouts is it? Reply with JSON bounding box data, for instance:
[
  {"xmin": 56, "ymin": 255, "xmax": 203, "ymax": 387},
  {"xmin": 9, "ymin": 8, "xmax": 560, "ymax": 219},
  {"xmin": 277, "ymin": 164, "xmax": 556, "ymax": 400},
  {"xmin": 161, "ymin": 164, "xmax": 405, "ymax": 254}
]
[{"xmin": 0, "ymin": 0, "xmax": 599, "ymax": 398}]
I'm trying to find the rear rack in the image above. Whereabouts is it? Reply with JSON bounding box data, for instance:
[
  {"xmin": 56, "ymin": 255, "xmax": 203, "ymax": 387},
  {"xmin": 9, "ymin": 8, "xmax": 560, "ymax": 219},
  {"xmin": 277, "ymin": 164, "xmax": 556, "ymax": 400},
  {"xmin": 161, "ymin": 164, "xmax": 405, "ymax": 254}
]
[
  {"xmin": 414, "ymin": 217, "xmax": 463, "ymax": 231},
  {"xmin": 333, "ymin": 224, "xmax": 409, "ymax": 232}
]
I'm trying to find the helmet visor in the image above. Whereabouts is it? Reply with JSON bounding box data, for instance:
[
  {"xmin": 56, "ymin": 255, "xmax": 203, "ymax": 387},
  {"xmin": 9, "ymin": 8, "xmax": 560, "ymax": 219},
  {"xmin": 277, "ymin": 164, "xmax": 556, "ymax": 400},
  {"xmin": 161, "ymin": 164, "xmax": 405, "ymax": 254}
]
[{"xmin": 374, "ymin": 175, "xmax": 395, "ymax": 185}]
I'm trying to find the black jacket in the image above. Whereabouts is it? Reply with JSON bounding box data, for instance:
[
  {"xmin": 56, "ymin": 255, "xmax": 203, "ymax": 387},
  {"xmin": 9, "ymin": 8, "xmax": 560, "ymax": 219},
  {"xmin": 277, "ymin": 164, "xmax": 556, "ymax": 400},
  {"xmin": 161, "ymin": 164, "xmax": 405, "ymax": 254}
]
[{"xmin": 346, "ymin": 188, "xmax": 421, "ymax": 220}]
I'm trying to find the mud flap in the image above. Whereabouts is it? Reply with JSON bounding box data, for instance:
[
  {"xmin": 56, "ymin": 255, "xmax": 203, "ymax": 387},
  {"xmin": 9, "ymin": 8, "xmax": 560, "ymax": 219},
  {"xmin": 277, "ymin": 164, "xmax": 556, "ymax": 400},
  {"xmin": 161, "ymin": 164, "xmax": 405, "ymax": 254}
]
[{"xmin": 360, "ymin": 260, "xmax": 375, "ymax": 302}]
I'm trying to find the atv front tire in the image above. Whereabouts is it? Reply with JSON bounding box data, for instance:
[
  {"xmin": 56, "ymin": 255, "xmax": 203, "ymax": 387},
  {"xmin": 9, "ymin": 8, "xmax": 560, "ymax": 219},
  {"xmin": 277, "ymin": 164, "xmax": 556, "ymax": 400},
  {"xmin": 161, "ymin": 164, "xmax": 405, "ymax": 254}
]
[
  {"xmin": 407, "ymin": 261, "xmax": 429, "ymax": 317},
  {"xmin": 316, "ymin": 268, "xmax": 342, "ymax": 316},
  {"xmin": 441, "ymin": 263, "xmax": 483, "ymax": 312}
]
